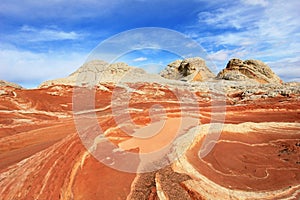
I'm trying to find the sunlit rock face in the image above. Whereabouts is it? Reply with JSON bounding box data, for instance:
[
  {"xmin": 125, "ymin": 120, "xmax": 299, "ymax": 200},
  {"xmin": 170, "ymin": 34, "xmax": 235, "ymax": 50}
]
[
  {"xmin": 0, "ymin": 79, "xmax": 299, "ymax": 200},
  {"xmin": 39, "ymin": 60, "xmax": 167, "ymax": 88},
  {"xmin": 160, "ymin": 57, "xmax": 215, "ymax": 82},
  {"xmin": 0, "ymin": 80, "xmax": 23, "ymax": 89},
  {"xmin": 217, "ymin": 59, "xmax": 283, "ymax": 84},
  {"xmin": 0, "ymin": 57, "xmax": 299, "ymax": 200}
]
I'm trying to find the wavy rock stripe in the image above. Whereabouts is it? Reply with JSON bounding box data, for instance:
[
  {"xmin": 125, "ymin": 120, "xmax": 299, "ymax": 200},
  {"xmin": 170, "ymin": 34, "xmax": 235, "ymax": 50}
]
[{"xmin": 0, "ymin": 84, "xmax": 299, "ymax": 200}]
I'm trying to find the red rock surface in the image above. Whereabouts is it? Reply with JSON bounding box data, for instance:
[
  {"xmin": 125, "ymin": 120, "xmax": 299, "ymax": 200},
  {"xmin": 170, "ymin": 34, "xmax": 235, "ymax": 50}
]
[{"xmin": 0, "ymin": 84, "xmax": 299, "ymax": 199}]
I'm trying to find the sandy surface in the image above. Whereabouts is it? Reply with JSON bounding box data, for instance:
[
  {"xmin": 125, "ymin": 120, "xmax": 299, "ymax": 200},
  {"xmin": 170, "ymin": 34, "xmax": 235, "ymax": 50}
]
[{"xmin": 0, "ymin": 84, "xmax": 299, "ymax": 199}]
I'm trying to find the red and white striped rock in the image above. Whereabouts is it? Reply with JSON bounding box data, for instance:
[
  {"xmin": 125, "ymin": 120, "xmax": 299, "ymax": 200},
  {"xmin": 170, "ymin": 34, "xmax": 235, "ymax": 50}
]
[{"xmin": 0, "ymin": 83, "xmax": 299, "ymax": 200}]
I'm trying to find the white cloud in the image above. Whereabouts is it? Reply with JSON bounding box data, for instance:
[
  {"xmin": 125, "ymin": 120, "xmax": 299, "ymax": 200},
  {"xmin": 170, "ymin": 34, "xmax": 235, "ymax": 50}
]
[
  {"xmin": 18, "ymin": 25, "xmax": 82, "ymax": 42},
  {"xmin": 0, "ymin": 44, "xmax": 87, "ymax": 88},
  {"xmin": 207, "ymin": 48, "xmax": 250, "ymax": 71},
  {"xmin": 215, "ymin": 33, "xmax": 256, "ymax": 46},
  {"xmin": 194, "ymin": 0, "xmax": 300, "ymax": 81},
  {"xmin": 0, "ymin": 0, "xmax": 125, "ymax": 19},
  {"xmin": 133, "ymin": 57, "xmax": 148, "ymax": 62},
  {"xmin": 208, "ymin": 50, "xmax": 228, "ymax": 61},
  {"xmin": 242, "ymin": 0, "xmax": 268, "ymax": 7},
  {"xmin": 267, "ymin": 57, "xmax": 300, "ymax": 80},
  {"xmin": 197, "ymin": 0, "xmax": 300, "ymax": 45},
  {"xmin": 198, "ymin": 6, "xmax": 260, "ymax": 30},
  {"xmin": 138, "ymin": 63, "xmax": 164, "ymax": 74}
]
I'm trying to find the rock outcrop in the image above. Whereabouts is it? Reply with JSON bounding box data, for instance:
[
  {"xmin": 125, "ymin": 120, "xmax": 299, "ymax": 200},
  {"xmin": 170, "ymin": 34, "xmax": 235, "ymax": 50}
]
[
  {"xmin": 1, "ymin": 57, "xmax": 299, "ymax": 199},
  {"xmin": 0, "ymin": 80, "xmax": 23, "ymax": 89},
  {"xmin": 160, "ymin": 57, "xmax": 215, "ymax": 82},
  {"xmin": 39, "ymin": 58, "xmax": 283, "ymax": 88},
  {"xmin": 39, "ymin": 60, "xmax": 165, "ymax": 88},
  {"xmin": 217, "ymin": 58, "xmax": 282, "ymax": 84},
  {"xmin": 0, "ymin": 83, "xmax": 299, "ymax": 199}
]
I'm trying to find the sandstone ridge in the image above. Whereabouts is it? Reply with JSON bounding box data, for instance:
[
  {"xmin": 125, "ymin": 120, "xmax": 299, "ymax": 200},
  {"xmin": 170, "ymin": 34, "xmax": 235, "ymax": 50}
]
[
  {"xmin": 39, "ymin": 60, "xmax": 166, "ymax": 88},
  {"xmin": 0, "ymin": 57, "xmax": 300, "ymax": 199},
  {"xmin": 217, "ymin": 58, "xmax": 282, "ymax": 84},
  {"xmin": 159, "ymin": 57, "xmax": 215, "ymax": 82},
  {"xmin": 0, "ymin": 80, "xmax": 23, "ymax": 89},
  {"xmin": 38, "ymin": 57, "xmax": 285, "ymax": 88}
]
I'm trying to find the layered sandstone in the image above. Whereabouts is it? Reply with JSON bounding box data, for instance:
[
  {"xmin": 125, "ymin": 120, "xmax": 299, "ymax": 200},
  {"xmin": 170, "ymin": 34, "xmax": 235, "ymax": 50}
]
[
  {"xmin": 160, "ymin": 57, "xmax": 215, "ymax": 82},
  {"xmin": 1, "ymin": 80, "xmax": 300, "ymax": 199},
  {"xmin": 1, "ymin": 57, "xmax": 299, "ymax": 200},
  {"xmin": 217, "ymin": 58, "xmax": 283, "ymax": 84}
]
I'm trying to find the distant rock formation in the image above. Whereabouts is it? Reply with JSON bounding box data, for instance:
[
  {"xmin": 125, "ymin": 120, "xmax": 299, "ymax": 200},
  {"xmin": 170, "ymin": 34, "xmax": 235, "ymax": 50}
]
[
  {"xmin": 1, "ymin": 56, "xmax": 300, "ymax": 200},
  {"xmin": 0, "ymin": 80, "xmax": 23, "ymax": 89},
  {"xmin": 217, "ymin": 58, "xmax": 282, "ymax": 84},
  {"xmin": 160, "ymin": 57, "xmax": 215, "ymax": 82},
  {"xmin": 39, "ymin": 60, "xmax": 165, "ymax": 88},
  {"xmin": 39, "ymin": 57, "xmax": 284, "ymax": 88}
]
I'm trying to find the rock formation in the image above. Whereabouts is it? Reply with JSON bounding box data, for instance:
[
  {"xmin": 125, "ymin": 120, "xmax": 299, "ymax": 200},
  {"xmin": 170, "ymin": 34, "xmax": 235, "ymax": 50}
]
[
  {"xmin": 0, "ymin": 80, "xmax": 23, "ymax": 89},
  {"xmin": 217, "ymin": 58, "xmax": 283, "ymax": 84},
  {"xmin": 39, "ymin": 60, "xmax": 166, "ymax": 88},
  {"xmin": 1, "ymin": 57, "xmax": 300, "ymax": 199},
  {"xmin": 160, "ymin": 57, "xmax": 215, "ymax": 82}
]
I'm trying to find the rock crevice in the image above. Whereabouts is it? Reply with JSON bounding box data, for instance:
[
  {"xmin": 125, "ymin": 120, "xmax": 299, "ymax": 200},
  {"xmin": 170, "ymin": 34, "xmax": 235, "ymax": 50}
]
[{"xmin": 160, "ymin": 57, "xmax": 215, "ymax": 82}]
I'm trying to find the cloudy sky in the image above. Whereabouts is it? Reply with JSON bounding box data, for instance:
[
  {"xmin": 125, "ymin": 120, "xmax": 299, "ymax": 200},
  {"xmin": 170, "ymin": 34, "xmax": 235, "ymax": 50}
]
[{"xmin": 0, "ymin": 0, "xmax": 299, "ymax": 88}]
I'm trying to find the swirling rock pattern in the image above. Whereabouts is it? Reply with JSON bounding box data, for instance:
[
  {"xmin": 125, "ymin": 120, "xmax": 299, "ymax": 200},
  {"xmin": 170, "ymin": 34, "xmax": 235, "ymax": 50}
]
[{"xmin": 0, "ymin": 82, "xmax": 299, "ymax": 200}]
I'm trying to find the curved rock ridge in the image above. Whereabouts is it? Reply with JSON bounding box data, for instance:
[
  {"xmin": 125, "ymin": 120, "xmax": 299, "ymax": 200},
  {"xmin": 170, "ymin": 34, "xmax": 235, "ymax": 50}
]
[
  {"xmin": 160, "ymin": 57, "xmax": 215, "ymax": 82},
  {"xmin": 0, "ymin": 80, "xmax": 23, "ymax": 89},
  {"xmin": 172, "ymin": 122, "xmax": 300, "ymax": 200},
  {"xmin": 39, "ymin": 60, "xmax": 166, "ymax": 88},
  {"xmin": 217, "ymin": 58, "xmax": 283, "ymax": 84},
  {"xmin": 0, "ymin": 82, "xmax": 300, "ymax": 199}
]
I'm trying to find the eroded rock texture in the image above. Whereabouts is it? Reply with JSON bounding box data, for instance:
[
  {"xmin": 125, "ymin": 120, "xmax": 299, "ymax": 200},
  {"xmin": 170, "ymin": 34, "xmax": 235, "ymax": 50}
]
[
  {"xmin": 0, "ymin": 80, "xmax": 23, "ymax": 89},
  {"xmin": 217, "ymin": 58, "xmax": 283, "ymax": 84},
  {"xmin": 0, "ymin": 79, "xmax": 299, "ymax": 200},
  {"xmin": 160, "ymin": 57, "xmax": 215, "ymax": 82},
  {"xmin": 39, "ymin": 60, "xmax": 166, "ymax": 88}
]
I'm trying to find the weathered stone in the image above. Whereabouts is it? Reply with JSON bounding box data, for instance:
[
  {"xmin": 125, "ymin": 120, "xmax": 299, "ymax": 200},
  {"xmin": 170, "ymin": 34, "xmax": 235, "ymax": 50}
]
[
  {"xmin": 39, "ymin": 60, "xmax": 166, "ymax": 88},
  {"xmin": 0, "ymin": 90, "xmax": 8, "ymax": 96},
  {"xmin": 217, "ymin": 58, "xmax": 283, "ymax": 84},
  {"xmin": 1, "ymin": 57, "xmax": 300, "ymax": 200},
  {"xmin": 160, "ymin": 57, "xmax": 215, "ymax": 82},
  {"xmin": 0, "ymin": 80, "xmax": 23, "ymax": 89}
]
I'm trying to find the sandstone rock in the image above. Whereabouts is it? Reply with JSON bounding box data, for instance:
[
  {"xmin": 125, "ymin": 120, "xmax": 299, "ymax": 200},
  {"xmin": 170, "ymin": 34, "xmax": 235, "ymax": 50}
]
[
  {"xmin": 0, "ymin": 80, "xmax": 23, "ymax": 89},
  {"xmin": 0, "ymin": 90, "xmax": 8, "ymax": 96},
  {"xmin": 267, "ymin": 91, "xmax": 278, "ymax": 98},
  {"xmin": 217, "ymin": 58, "xmax": 283, "ymax": 84},
  {"xmin": 1, "ymin": 81, "xmax": 300, "ymax": 199},
  {"xmin": 160, "ymin": 57, "xmax": 215, "ymax": 82},
  {"xmin": 159, "ymin": 60, "xmax": 182, "ymax": 80},
  {"xmin": 39, "ymin": 60, "xmax": 166, "ymax": 88}
]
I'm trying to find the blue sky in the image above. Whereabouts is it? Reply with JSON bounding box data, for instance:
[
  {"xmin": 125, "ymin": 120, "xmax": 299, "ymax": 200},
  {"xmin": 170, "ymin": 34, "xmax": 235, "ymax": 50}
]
[{"xmin": 0, "ymin": 0, "xmax": 299, "ymax": 88}]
